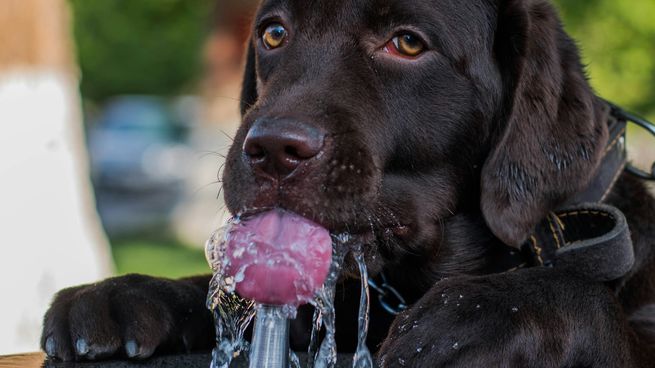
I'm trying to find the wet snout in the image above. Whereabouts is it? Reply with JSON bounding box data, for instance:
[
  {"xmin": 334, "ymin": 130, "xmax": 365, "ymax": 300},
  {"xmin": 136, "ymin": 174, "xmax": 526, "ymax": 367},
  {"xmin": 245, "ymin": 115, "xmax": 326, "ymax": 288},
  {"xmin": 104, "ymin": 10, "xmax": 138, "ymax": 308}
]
[{"xmin": 243, "ymin": 118, "xmax": 326, "ymax": 180}]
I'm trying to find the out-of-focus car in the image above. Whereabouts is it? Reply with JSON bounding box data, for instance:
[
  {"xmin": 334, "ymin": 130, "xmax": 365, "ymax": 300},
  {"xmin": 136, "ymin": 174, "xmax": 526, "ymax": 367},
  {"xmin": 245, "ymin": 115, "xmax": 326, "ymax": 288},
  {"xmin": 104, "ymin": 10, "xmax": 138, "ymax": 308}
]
[{"xmin": 87, "ymin": 96, "xmax": 195, "ymax": 235}]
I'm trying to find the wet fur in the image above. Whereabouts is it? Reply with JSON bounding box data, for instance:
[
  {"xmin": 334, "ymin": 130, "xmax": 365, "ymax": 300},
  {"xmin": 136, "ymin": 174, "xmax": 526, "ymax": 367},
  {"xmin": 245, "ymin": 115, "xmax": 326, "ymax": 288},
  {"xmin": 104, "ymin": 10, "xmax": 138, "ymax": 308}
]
[{"xmin": 41, "ymin": 0, "xmax": 655, "ymax": 366}]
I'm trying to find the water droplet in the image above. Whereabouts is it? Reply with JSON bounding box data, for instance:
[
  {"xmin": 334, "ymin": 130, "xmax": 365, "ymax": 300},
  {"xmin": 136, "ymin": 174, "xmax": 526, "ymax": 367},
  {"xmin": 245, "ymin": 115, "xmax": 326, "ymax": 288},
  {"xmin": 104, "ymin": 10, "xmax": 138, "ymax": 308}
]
[
  {"xmin": 452, "ymin": 342, "xmax": 460, "ymax": 350},
  {"xmin": 232, "ymin": 246, "xmax": 245, "ymax": 258},
  {"xmin": 234, "ymin": 268, "xmax": 246, "ymax": 283},
  {"xmin": 511, "ymin": 307, "xmax": 519, "ymax": 313},
  {"xmin": 416, "ymin": 347, "xmax": 423, "ymax": 353},
  {"xmin": 476, "ymin": 304, "xmax": 481, "ymax": 309},
  {"xmin": 398, "ymin": 358, "xmax": 406, "ymax": 366},
  {"xmin": 459, "ymin": 294, "xmax": 464, "ymax": 299}
]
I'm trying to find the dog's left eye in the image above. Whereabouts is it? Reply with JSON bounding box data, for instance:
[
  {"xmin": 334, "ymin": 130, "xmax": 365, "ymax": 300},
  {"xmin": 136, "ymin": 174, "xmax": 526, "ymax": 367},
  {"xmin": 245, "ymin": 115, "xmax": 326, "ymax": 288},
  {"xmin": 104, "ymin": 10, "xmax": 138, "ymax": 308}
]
[
  {"xmin": 385, "ymin": 33, "xmax": 426, "ymax": 58},
  {"xmin": 262, "ymin": 23, "xmax": 288, "ymax": 50}
]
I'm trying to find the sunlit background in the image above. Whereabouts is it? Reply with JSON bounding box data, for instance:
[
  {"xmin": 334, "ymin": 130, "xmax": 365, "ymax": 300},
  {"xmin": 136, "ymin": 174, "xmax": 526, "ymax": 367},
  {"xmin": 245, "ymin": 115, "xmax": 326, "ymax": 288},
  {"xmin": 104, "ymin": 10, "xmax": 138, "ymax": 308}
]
[{"xmin": 0, "ymin": 0, "xmax": 653, "ymax": 355}]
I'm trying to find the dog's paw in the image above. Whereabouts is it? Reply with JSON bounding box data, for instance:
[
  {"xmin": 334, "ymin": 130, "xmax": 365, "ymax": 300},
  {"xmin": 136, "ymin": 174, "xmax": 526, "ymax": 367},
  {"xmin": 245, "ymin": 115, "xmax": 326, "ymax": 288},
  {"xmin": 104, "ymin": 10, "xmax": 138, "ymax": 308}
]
[
  {"xmin": 41, "ymin": 274, "xmax": 213, "ymax": 361},
  {"xmin": 377, "ymin": 268, "xmax": 631, "ymax": 368}
]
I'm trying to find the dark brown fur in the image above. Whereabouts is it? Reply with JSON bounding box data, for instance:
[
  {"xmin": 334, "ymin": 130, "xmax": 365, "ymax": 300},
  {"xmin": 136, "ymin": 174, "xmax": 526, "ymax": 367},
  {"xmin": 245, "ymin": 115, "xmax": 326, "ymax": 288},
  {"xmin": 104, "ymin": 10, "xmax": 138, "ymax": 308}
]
[{"xmin": 41, "ymin": 0, "xmax": 655, "ymax": 366}]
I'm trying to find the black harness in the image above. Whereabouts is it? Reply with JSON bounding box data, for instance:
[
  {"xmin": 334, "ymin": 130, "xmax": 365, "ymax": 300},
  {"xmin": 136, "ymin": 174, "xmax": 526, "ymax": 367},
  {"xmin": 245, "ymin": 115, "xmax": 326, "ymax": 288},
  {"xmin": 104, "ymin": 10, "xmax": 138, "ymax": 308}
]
[{"xmin": 371, "ymin": 102, "xmax": 655, "ymax": 315}]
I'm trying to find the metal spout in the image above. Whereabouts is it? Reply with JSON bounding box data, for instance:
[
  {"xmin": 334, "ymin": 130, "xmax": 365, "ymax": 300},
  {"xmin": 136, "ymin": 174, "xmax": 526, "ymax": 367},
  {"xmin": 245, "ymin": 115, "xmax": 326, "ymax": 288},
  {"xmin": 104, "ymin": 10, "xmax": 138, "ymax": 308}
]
[{"xmin": 248, "ymin": 305, "xmax": 290, "ymax": 368}]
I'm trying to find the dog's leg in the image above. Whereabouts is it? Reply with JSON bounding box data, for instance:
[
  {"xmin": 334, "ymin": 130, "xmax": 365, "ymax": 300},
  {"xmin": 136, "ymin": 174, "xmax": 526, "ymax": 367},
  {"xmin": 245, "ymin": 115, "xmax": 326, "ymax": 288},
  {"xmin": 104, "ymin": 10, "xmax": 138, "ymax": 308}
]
[
  {"xmin": 377, "ymin": 267, "xmax": 650, "ymax": 368},
  {"xmin": 41, "ymin": 274, "xmax": 214, "ymax": 361}
]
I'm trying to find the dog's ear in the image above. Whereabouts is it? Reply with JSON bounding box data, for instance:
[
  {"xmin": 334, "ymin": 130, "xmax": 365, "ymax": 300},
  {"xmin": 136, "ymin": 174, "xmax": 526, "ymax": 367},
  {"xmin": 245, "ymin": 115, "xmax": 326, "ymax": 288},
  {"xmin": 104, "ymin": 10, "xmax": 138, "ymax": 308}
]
[
  {"xmin": 480, "ymin": 0, "xmax": 609, "ymax": 248},
  {"xmin": 240, "ymin": 39, "xmax": 258, "ymax": 117}
]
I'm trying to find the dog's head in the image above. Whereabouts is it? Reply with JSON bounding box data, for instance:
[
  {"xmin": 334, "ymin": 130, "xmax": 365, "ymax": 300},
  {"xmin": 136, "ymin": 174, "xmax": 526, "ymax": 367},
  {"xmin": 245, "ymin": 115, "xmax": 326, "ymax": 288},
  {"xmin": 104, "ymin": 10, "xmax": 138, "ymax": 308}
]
[{"xmin": 222, "ymin": 0, "xmax": 608, "ymax": 281}]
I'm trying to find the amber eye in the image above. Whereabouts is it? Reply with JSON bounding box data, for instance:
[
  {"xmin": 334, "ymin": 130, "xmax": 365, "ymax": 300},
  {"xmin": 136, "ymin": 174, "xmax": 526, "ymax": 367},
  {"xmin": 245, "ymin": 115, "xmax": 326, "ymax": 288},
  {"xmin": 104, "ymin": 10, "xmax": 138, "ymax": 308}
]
[
  {"xmin": 262, "ymin": 23, "xmax": 288, "ymax": 49},
  {"xmin": 386, "ymin": 33, "xmax": 426, "ymax": 58}
]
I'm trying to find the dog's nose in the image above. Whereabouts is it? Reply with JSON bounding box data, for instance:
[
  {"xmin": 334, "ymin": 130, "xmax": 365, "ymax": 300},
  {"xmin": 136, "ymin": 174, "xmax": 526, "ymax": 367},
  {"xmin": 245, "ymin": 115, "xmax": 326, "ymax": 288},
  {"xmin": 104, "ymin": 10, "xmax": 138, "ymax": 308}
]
[{"xmin": 243, "ymin": 118, "xmax": 325, "ymax": 178}]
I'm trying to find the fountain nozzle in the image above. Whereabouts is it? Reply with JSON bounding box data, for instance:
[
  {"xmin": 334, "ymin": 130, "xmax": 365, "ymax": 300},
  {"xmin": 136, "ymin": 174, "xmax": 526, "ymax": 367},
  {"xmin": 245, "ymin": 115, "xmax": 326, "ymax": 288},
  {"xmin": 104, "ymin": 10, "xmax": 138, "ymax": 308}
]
[{"xmin": 248, "ymin": 305, "xmax": 291, "ymax": 368}]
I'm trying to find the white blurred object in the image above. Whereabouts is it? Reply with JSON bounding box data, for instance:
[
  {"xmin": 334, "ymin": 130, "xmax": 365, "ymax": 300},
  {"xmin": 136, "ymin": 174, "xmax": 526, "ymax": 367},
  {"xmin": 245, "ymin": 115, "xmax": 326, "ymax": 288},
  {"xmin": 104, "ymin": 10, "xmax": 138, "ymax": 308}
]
[
  {"xmin": 172, "ymin": 124, "xmax": 233, "ymax": 247},
  {"xmin": 172, "ymin": 31, "xmax": 244, "ymax": 248},
  {"xmin": 0, "ymin": 0, "xmax": 113, "ymax": 354},
  {"xmin": 0, "ymin": 70, "xmax": 114, "ymax": 355}
]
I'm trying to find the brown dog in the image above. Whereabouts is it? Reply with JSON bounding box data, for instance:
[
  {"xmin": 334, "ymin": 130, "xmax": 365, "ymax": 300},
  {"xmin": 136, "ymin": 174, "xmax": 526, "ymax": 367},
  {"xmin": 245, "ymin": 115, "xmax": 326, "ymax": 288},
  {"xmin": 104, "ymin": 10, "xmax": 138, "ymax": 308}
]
[{"xmin": 42, "ymin": 0, "xmax": 655, "ymax": 366}]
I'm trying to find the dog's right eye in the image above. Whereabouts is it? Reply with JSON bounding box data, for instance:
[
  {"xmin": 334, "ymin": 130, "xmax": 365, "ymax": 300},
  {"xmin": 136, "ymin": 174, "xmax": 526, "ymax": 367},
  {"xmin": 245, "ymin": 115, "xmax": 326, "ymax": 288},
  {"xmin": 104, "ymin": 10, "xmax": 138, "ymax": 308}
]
[
  {"xmin": 385, "ymin": 33, "xmax": 426, "ymax": 58},
  {"xmin": 262, "ymin": 23, "xmax": 288, "ymax": 50}
]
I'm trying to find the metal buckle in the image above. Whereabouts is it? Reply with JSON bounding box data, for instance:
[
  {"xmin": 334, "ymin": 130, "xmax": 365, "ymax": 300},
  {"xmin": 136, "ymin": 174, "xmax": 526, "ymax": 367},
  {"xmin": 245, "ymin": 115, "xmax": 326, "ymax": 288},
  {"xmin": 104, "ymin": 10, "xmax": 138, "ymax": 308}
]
[
  {"xmin": 608, "ymin": 102, "xmax": 655, "ymax": 181},
  {"xmin": 367, "ymin": 273, "xmax": 408, "ymax": 315}
]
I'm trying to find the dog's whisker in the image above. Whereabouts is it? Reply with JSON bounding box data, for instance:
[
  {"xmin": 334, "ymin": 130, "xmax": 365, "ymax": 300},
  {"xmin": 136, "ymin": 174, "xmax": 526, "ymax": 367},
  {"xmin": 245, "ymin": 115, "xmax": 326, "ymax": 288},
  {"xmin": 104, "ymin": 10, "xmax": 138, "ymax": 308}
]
[
  {"xmin": 438, "ymin": 217, "xmax": 446, "ymax": 247},
  {"xmin": 191, "ymin": 180, "xmax": 222, "ymax": 198},
  {"xmin": 216, "ymin": 162, "xmax": 227, "ymax": 182},
  {"xmin": 197, "ymin": 150, "xmax": 227, "ymax": 160},
  {"xmin": 218, "ymin": 129, "xmax": 235, "ymax": 142},
  {"xmin": 211, "ymin": 94, "xmax": 247, "ymax": 104}
]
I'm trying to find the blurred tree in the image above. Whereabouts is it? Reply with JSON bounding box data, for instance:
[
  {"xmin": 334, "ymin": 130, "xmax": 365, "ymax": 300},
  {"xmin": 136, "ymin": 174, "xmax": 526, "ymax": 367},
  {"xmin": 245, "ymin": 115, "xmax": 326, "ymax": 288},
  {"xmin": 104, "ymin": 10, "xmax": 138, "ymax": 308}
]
[
  {"xmin": 69, "ymin": 0, "xmax": 213, "ymax": 102},
  {"xmin": 554, "ymin": 0, "xmax": 655, "ymax": 120}
]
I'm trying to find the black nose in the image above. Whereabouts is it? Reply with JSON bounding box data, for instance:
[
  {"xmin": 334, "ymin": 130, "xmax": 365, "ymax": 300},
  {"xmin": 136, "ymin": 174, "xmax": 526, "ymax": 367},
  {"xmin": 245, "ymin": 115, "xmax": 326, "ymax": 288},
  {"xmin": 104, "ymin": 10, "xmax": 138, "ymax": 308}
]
[{"xmin": 243, "ymin": 118, "xmax": 325, "ymax": 178}]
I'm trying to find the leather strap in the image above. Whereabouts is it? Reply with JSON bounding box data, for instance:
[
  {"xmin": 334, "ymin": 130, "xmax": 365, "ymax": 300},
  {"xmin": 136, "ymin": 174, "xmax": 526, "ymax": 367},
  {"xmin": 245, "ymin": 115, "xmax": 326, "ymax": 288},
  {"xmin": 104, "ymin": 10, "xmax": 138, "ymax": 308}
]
[
  {"xmin": 565, "ymin": 110, "xmax": 627, "ymax": 205},
  {"xmin": 523, "ymin": 204, "xmax": 634, "ymax": 282},
  {"xmin": 520, "ymin": 103, "xmax": 638, "ymax": 281}
]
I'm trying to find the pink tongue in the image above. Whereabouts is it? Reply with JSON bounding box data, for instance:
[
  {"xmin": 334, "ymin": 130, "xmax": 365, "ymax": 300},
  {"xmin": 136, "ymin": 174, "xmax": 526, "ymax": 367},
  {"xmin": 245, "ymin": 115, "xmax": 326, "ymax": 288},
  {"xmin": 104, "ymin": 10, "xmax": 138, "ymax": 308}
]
[{"xmin": 224, "ymin": 209, "xmax": 332, "ymax": 306}]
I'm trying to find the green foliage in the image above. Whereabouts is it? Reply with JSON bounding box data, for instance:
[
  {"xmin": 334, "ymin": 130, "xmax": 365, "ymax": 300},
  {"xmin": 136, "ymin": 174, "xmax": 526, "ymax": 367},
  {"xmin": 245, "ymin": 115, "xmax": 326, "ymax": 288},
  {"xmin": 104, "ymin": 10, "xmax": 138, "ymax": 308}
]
[
  {"xmin": 112, "ymin": 239, "xmax": 208, "ymax": 278},
  {"xmin": 69, "ymin": 0, "xmax": 213, "ymax": 102},
  {"xmin": 69, "ymin": 0, "xmax": 654, "ymax": 119},
  {"xmin": 554, "ymin": 0, "xmax": 655, "ymax": 120}
]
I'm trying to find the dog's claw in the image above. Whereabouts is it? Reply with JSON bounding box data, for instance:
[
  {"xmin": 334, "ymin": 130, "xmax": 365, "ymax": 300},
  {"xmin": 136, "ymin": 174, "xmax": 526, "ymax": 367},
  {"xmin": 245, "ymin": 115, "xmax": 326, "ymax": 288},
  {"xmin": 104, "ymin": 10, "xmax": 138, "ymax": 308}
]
[
  {"xmin": 45, "ymin": 336, "xmax": 56, "ymax": 357},
  {"xmin": 75, "ymin": 338, "xmax": 89, "ymax": 356},
  {"xmin": 125, "ymin": 340, "xmax": 139, "ymax": 358}
]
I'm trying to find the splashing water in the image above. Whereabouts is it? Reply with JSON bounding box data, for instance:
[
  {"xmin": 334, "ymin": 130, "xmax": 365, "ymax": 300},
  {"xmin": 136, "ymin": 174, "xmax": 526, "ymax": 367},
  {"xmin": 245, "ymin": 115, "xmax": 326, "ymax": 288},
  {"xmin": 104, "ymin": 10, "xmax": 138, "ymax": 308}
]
[
  {"xmin": 206, "ymin": 219, "xmax": 377, "ymax": 368},
  {"xmin": 306, "ymin": 307, "xmax": 323, "ymax": 368},
  {"xmin": 205, "ymin": 225, "xmax": 256, "ymax": 368},
  {"xmin": 310, "ymin": 234, "xmax": 349, "ymax": 368},
  {"xmin": 352, "ymin": 244, "xmax": 373, "ymax": 368},
  {"xmin": 289, "ymin": 350, "xmax": 302, "ymax": 368}
]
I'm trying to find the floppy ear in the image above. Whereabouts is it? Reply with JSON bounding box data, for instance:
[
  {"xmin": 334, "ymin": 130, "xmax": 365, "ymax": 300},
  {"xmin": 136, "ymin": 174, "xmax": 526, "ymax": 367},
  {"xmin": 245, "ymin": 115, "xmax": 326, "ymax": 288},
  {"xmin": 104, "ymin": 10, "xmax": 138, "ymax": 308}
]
[
  {"xmin": 480, "ymin": 0, "xmax": 609, "ymax": 248},
  {"xmin": 240, "ymin": 39, "xmax": 258, "ymax": 117}
]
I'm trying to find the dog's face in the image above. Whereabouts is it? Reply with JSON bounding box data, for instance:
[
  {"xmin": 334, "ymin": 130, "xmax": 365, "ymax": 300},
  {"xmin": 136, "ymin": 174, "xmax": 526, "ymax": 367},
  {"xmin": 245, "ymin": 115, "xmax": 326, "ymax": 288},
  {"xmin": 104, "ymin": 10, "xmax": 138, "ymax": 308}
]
[{"xmin": 223, "ymin": 0, "xmax": 608, "ymax": 280}]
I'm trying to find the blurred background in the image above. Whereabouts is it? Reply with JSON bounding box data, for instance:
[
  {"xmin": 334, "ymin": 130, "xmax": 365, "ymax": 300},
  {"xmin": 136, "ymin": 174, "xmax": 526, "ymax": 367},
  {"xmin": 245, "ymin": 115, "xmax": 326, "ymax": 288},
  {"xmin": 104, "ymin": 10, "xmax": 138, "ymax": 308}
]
[{"xmin": 0, "ymin": 0, "xmax": 653, "ymax": 355}]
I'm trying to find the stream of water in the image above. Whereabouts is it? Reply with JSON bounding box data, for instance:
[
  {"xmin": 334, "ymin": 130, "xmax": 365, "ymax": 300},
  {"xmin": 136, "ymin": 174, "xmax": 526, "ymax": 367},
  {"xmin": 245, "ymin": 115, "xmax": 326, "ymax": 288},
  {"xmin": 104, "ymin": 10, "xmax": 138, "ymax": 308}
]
[
  {"xmin": 309, "ymin": 234, "xmax": 349, "ymax": 368},
  {"xmin": 306, "ymin": 306, "xmax": 323, "ymax": 367},
  {"xmin": 352, "ymin": 244, "xmax": 374, "ymax": 368}
]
